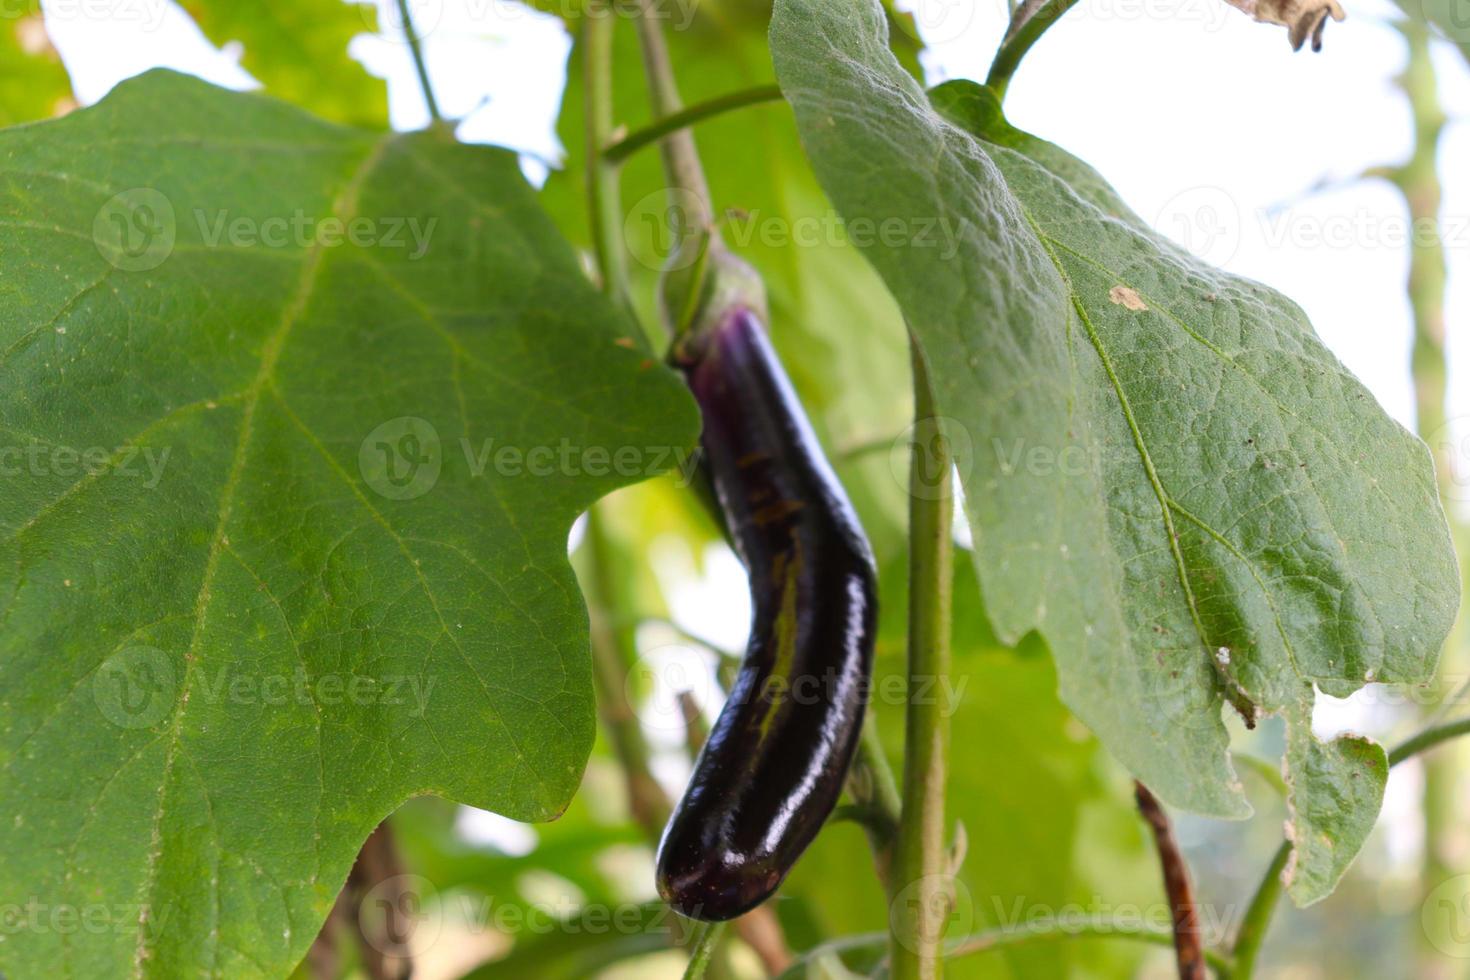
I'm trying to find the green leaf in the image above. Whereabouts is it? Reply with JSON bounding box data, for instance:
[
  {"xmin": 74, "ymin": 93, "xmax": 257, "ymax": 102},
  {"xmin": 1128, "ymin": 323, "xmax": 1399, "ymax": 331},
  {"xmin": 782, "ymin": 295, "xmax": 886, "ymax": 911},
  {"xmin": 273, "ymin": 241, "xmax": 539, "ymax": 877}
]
[
  {"xmin": 0, "ymin": 70, "xmax": 696, "ymax": 977},
  {"xmin": 178, "ymin": 0, "xmax": 389, "ymax": 127},
  {"xmin": 0, "ymin": 4, "xmax": 74, "ymax": 126},
  {"xmin": 770, "ymin": 0, "xmax": 1460, "ymax": 907}
]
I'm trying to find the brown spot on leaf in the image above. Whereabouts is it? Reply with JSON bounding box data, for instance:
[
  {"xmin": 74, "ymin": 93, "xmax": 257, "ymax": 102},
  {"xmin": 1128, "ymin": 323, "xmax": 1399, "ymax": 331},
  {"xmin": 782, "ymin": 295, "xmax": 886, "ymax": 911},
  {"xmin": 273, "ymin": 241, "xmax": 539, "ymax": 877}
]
[{"xmin": 1109, "ymin": 285, "xmax": 1148, "ymax": 311}]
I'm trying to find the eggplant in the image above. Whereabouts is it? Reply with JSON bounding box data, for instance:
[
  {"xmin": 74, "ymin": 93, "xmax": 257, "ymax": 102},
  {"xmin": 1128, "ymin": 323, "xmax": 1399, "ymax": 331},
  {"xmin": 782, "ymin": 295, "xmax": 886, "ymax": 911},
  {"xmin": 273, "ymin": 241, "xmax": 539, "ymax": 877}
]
[{"xmin": 656, "ymin": 302, "xmax": 878, "ymax": 921}]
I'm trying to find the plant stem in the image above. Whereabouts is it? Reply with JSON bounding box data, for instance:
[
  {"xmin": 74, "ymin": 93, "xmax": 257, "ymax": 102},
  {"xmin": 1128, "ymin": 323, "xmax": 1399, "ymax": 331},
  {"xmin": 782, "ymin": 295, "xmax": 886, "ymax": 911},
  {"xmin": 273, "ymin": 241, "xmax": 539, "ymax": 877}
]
[
  {"xmin": 778, "ymin": 918, "xmax": 1233, "ymax": 978},
  {"xmin": 890, "ymin": 336, "xmax": 956, "ymax": 980},
  {"xmin": 1387, "ymin": 23, "xmax": 1467, "ymax": 980},
  {"xmin": 984, "ymin": 0, "xmax": 1081, "ymax": 104},
  {"xmin": 683, "ymin": 921, "xmax": 727, "ymax": 979},
  {"xmin": 1134, "ymin": 782, "xmax": 1206, "ymax": 980},
  {"xmin": 634, "ymin": 0, "xmax": 716, "ymax": 243},
  {"xmin": 394, "ymin": 0, "xmax": 442, "ymax": 124},
  {"xmin": 584, "ymin": 1, "xmax": 637, "ymax": 323},
  {"xmin": 1389, "ymin": 717, "xmax": 1470, "ymax": 767},
  {"xmin": 603, "ymin": 85, "xmax": 786, "ymax": 165},
  {"xmin": 844, "ymin": 716, "xmax": 904, "ymax": 888},
  {"xmin": 1230, "ymin": 840, "xmax": 1290, "ymax": 980},
  {"xmin": 1231, "ymin": 718, "xmax": 1470, "ymax": 978}
]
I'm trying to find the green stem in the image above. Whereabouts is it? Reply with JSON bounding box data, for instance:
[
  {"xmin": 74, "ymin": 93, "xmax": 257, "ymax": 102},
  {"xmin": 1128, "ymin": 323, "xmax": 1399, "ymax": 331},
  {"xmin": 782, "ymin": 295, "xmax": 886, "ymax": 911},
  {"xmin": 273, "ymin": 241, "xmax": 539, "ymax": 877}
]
[
  {"xmin": 1230, "ymin": 840, "xmax": 1291, "ymax": 980},
  {"xmin": 634, "ymin": 0, "xmax": 717, "ymax": 244},
  {"xmin": 394, "ymin": 0, "xmax": 442, "ymax": 124},
  {"xmin": 890, "ymin": 336, "xmax": 956, "ymax": 980},
  {"xmin": 1389, "ymin": 717, "xmax": 1470, "ymax": 767},
  {"xmin": 779, "ymin": 918, "xmax": 1232, "ymax": 979},
  {"xmin": 683, "ymin": 921, "xmax": 726, "ymax": 979},
  {"xmin": 984, "ymin": 0, "xmax": 1081, "ymax": 104},
  {"xmin": 583, "ymin": 2, "xmax": 638, "ymax": 325},
  {"xmin": 603, "ymin": 85, "xmax": 786, "ymax": 165},
  {"xmin": 844, "ymin": 716, "xmax": 904, "ymax": 889},
  {"xmin": 1388, "ymin": 23, "xmax": 1467, "ymax": 977},
  {"xmin": 1231, "ymin": 718, "xmax": 1470, "ymax": 978}
]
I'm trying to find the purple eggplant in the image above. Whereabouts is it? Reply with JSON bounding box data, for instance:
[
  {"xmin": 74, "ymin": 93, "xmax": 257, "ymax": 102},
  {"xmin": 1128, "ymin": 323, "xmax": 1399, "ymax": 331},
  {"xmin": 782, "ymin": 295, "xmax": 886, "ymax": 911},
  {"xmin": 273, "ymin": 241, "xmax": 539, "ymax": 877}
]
[{"xmin": 656, "ymin": 302, "xmax": 878, "ymax": 921}]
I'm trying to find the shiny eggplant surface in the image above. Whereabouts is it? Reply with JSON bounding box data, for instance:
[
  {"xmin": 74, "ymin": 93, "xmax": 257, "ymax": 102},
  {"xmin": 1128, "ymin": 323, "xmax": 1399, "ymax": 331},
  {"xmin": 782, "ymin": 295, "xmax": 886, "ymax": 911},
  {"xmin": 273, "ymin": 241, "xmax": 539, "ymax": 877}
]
[{"xmin": 657, "ymin": 306, "xmax": 878, "ymax": 921}]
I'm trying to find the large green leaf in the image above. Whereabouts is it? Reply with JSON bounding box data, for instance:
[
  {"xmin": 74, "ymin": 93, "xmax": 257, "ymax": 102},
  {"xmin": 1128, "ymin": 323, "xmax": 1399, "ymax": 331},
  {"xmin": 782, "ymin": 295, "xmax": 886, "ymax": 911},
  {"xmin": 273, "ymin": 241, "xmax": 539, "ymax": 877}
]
[
  {"xmin": 179, "ymin": 0, "xmax": 388, "ymax": 127},
  {"xmin": 0, "ymin": 70, "xmax": 696, "ymax": 977},
  {"xmin": 770, "ymin": 0, "xmax": 1460, "ymax": 906},
  {"xmin": 0, "ymin": 4, "xmax": 73, "ymax": 126}
]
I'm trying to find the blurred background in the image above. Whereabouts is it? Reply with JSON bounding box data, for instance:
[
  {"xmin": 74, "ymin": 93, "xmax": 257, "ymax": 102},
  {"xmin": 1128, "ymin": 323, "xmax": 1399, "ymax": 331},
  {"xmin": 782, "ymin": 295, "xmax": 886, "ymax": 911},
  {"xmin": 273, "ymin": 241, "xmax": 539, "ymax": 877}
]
[{"xmin": 7, "ymin": 0, "xmax": 1468, "ymax": 975}]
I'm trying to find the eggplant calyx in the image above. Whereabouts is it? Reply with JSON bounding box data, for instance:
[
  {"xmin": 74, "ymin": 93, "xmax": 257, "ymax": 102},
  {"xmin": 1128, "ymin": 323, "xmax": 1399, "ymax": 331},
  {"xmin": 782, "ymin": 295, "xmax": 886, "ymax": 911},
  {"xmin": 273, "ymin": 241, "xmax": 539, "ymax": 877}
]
[{"xmin": 660, "ymin": 227, "xmax": 768, "ymax": 357}]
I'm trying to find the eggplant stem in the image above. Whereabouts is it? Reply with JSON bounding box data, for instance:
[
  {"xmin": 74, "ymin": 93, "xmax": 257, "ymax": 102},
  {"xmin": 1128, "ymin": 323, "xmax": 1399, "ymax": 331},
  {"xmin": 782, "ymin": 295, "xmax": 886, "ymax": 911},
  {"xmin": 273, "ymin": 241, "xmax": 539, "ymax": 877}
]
[
  {"xmin": 634, "ymin": 0, "xmax": 719, "ymax": 248},
  {"xmin": 603, "ymin": 85, "xmax": 786, "ymax": 165},
  {"xmin": 1134, "ymin": 782, "xmax": 1206, "ymax": 980},
  {"xmin": 984, "ymin": 0, "xmax": 1081, "ymax": 104},
  {"xmin": 889, "ymin": 334, "xmax": 957, "ymax": 980},
  {"xmin": 393, "ymin": 0, "xmax": 442, "ymax": 124}
]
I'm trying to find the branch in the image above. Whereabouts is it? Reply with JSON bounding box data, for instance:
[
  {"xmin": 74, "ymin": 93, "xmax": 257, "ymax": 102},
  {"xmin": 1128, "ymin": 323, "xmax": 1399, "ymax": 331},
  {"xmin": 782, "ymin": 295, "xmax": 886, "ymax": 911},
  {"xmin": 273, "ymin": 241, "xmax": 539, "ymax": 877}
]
[
  {"xmin": 583, "ymin": 1, "xmax": 638, "ymax": 326},
  {"xmin": 890, "ymin": 334, "xmax": 957, "ymax": 980},
  {"xmin": 779, "ymin": 918, "xmax": 1233, "ymax": 978},
  {"xmin": 984, "ymin": 0, "xmax": 1081, "ymax": 103},
  {"xmin": 1135, "ymin": 782, "xmax": 1206, "ymax": 980},
  {"xmin": 634, "ymin": 0, "xmax": 715, "ymax": 241},
  {"xmin": 394, "ymin": 0, "xmax": 442, "ymax": 124},
  {"xmin": 603, "ymin": 85, "xmax": 786, "ymax": 165}
]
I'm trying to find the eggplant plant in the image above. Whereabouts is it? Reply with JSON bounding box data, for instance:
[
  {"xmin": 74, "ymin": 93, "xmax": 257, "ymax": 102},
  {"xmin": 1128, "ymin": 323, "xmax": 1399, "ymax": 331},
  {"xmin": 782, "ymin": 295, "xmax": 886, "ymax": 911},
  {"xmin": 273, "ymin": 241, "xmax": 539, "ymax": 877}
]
[{"xmin": 0, "ymin": 1, "xmax": 1466, "ymax": 979}]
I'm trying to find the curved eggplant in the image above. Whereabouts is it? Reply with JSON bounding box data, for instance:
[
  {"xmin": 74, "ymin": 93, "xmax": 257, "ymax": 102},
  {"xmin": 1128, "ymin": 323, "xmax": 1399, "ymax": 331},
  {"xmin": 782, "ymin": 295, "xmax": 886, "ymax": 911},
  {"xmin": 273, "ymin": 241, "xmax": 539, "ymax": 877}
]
[{"xmin": 656, "ymin": 304, "xmax": 878, "ymax": 922}]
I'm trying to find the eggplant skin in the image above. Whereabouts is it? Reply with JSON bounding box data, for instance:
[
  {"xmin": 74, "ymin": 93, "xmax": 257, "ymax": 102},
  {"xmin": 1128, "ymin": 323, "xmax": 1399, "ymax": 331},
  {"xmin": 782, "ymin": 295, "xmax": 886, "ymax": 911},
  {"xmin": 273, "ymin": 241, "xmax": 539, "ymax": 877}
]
[{"xmin": 657, "ymin": 306, "xmax": 878, "ymax": 922}]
